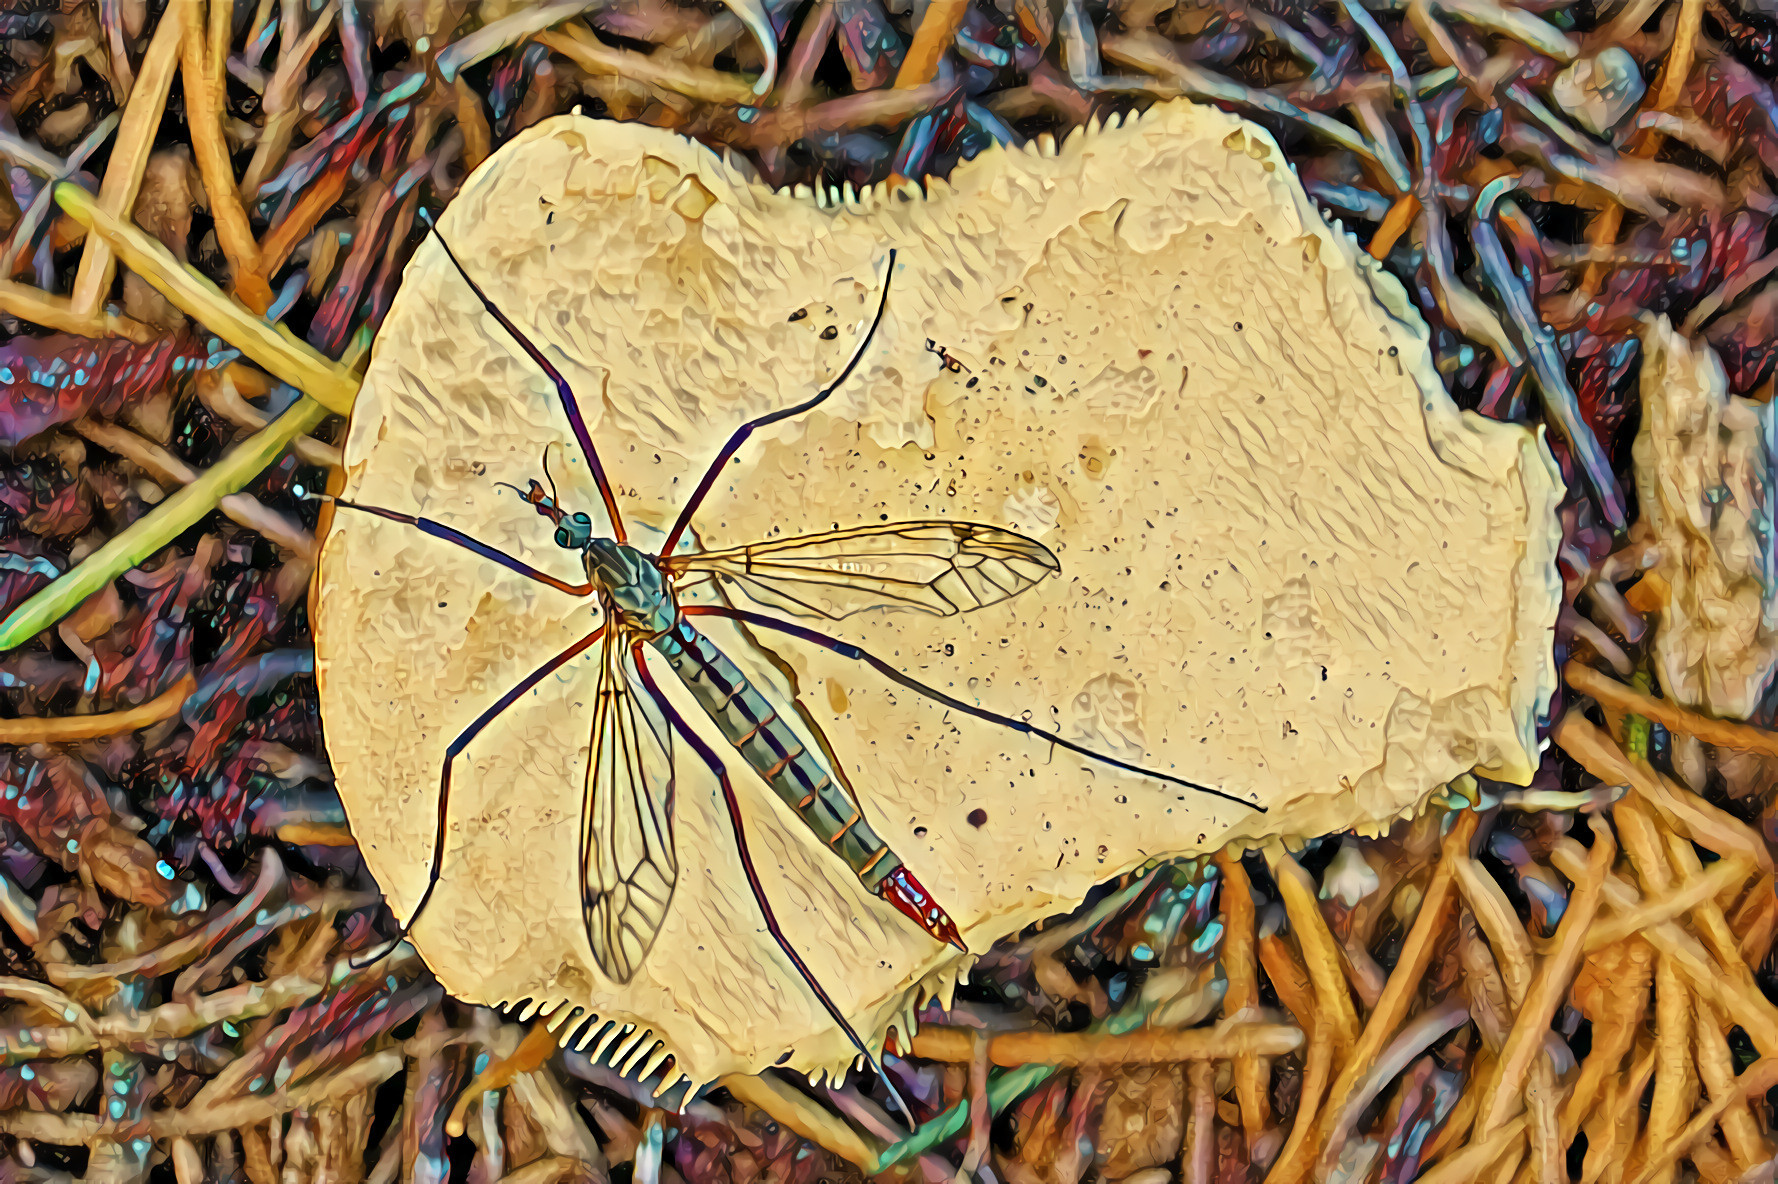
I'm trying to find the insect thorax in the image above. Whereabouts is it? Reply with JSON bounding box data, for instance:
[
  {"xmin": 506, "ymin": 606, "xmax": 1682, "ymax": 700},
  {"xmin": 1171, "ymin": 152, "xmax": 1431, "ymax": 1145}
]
[{"xmin": 586, "ymin": 538, "xmax": 677, "ymax": 637}]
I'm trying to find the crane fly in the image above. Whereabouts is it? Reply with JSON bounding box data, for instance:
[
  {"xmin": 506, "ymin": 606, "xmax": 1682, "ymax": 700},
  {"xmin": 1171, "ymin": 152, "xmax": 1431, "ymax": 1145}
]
[{"xmin": 325, "ymin": 234, "xmax": 1258, "ymax": 1100}]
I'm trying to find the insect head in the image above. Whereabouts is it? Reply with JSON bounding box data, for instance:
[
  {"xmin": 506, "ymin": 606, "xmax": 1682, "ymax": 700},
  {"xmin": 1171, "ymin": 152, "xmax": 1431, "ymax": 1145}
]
[{"xmin": 502, "ymin": 478, "xmax": 596, "ymax": 550}]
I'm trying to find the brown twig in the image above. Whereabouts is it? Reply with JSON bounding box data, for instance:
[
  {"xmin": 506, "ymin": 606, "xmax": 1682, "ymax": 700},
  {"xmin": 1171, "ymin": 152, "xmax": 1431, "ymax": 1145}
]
[
  {"xmin": 73, "ymin": 417, "xmax": 318, "ymax": 560},
  {"xmin": 249, "ymin": 161, "xmax": 352, "ymax": 295},
  {"xmin": 907, "ymin": 1022, "xmax": 1303, "ymax": 1065},
  {"xmin": 0, "ymin": 972, "xmax": 324, "ymax": 1062},
  {"xmin": 0, "ymin": 1041, "xmax": 422, "ymax": 1141},
  {"xmin": 1554, "ymin": 712, "xmax": 1771, "ymax": 872},
  {"xmin": 1580, "ymin": 1043, "xmax": 1659, "ymax": 1184},
  {"xmin": 1420, "ymin": 1061, "xmax": 1487, "ymax": 1168},
  {"xmin": 1313, "ymin": 810, "xmax": 1475, "ymax": 1171},
  {"xmin": 271, "ymin": 822, "xmax": 356, "ymax": 846},
  {"xmin": 895, "ymin": 0, "xmax": 969, "ymax": 88},
  {"xmin": 499, "ymin": 1157, "xmax": 605, "ymax": 1184},
  {"xmin": 1645, "ymin": 945, "xmax": 1697, "ymax": 1184},
  {"xmin": 1457, "ymin": 914, "xmax": 1514, "ymax": 1054},
  {"xmin": 1264, "ymin": 846, "xmax": 1360, "ymax": 1056},
  {"xmin": 450, "ymin": 79, "xmax": 492, "ymax": 175},
  {"xmin": 1262, "ymin": 1023, "xmax": 1333, "ymax": 1184},
  {"xmin": 0, "ymin": 674, "xmax": 194, "ymax": 744},
  {"xmin": 240, "ymin": 1, "xmax": 340, "ymax": 200},
  {"xmin": 539, "ymin": 25, "xmax": 756, "ymax": 105},
  {"xmin": 1101, "ymin": 31, "xmax": 1379, "ymax": 165},
  {"xmin": 446, "ymin": 1021, "xmax": 560, "ymax": 1138},
  {"xmin": 195, "ymin": 366, "xmax": 342, "ymax": 469},
  {"xmin": 1586, "ymin": 856, "xmax": 1754, "ymax": 951},
  {"xmin": 1662, "ymin": 830, "xmax": 1761, "ymax": 975},
  {"xmin": 1320, "ymin": 998, "xmax": 1474, "ymax": 1171},
  {"xmin": 1453, "ymin": 853, "xmax": 1536, "ymax": 1004},
  {"xmin": 1369, "ymin": 193, "xmax": 1421, "ymax": 259},
  {"xmin": 51, "ymin": 851, "xmax": 285, "ymax": 986},
  {"xmin": 1695, "ymin": 999, "xmax": 1771, "ymax": 1169},
  {"xmin": 1550, "ymin": 841, "xmax": 1778, "ymax": 1054},
  {"xmin": 0, "ymin": 280, "xmax": 155, "ymax": 341},
  {"xmin": 179, "ymin": 0, "xmax": 265, "ymax": 308},
  {"xmin": 1567, "ymin": 661, "xmax": 1778, "ymax": 762},
  {"xmin": 776, "ymin": 0, "xmax": 837, "ymax": 108},
  {"xmin": 1257, "ymin": 931, "xmax": 1317, "ymax": 1038},
  {"xmin": 1739, "ymin": 889, "xmax": 1778, "ymax": 969},
  {"xmin": 1215, "ymin": 848, "xmax": 1268, "ymax": 1149},
  {"xmin": 1578, "ymin": 0, "xmax": 1705, "ymax": 297},
  {"xmin": 1418, "ymin": 1114, "xmax": 1530, "ymax": 1184},
  {"xmin": 1628, "ymin": 1056, "xmax": 1778, "ymax": 1184},
  {"xmin": 1183, "ymin": 1060, "xmax": 1215, "ymax": 1184},
  {"xmin": 753, "ymin": 80, "xmax": 958, "ymax": 143},
  {"xmin": 717, "ymin": 1072, "xmax": 882, "ymax": 1170},
  {"xmin": 1562, "ymin": 941, "xmax": 1655, "ymax": 1145},
  {"xmin": 959, "ymin": 1029, "xmax": 991, "ymax": 1176},
  {"xmin": 1476, "ymin": 815, "xmax": 1614, "ymax": 1137},
  {"xmin": 69, "ymin": 6, "xmax": 191, "ymax": 318}
]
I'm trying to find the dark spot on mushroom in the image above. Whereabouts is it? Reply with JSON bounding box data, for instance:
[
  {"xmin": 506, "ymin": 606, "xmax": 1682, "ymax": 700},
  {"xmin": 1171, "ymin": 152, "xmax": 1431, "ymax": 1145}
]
[
  {"xmin": 820, "ymin": 325, "xmax": 839, "ymax": 340},
  {"xmin": 968, "ymin": 808, "xmax": 988, "ymax": 827},
  {"xmin": 789, "ymin": 309, "xmax": 808, "ymax": 321}
]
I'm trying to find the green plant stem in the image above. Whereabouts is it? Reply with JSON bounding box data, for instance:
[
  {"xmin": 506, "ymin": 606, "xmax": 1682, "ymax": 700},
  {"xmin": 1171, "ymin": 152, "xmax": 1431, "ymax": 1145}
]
[
  {"xmin": 0, "ymin": 397, "xmax": 330, "ymax": 650},
  {"xmin": 871, "ymin": 1064, "xmax": 1052, "ymax": 1172},
  {"xmin": 1624, "ymin": 668, "xmax": 1654, "ymax": 761},
  {"xmin": 0, "ymin": 185, "xmax": 373, "ymax": 651},
  {"xmin": 54, "ymin": 182, "xmax": 358, "ymax": 415},
  {"xmin": 869, "ymin": 873, "xmax": 1204, "ymax": 1172}
]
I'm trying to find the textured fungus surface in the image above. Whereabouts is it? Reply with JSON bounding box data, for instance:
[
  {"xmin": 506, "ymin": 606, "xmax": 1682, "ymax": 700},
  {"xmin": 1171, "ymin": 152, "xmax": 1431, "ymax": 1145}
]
[
  {"xmin": 313, "ymin": 102, "xmax": 1564, "ymax": 1087},
  {"xmin": 1634, "ymin": 314, "xmax": 1778, "ymax": 722}
]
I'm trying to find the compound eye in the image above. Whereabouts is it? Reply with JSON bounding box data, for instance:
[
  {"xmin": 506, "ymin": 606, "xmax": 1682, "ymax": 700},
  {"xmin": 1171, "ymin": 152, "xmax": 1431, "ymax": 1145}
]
[
  {"xmin": 572, "ymin": 512, "xmax": 591, "ymax": 527},
  {"xmin": 554, "ymin": 529, "xmax": 572, "ymax": 547}
]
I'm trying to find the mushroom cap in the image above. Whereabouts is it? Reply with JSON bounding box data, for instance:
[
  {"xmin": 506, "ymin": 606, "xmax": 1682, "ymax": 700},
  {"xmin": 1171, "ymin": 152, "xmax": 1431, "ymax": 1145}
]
[{"xmin": 314, "ymin": 101, "xmax": 1563, "ymax": 1088}]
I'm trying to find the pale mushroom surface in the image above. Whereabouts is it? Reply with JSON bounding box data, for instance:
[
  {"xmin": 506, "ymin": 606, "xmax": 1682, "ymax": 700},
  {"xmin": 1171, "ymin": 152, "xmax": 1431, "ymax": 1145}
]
[
  {"xmin": 313, "ymin": 103, "xmax": 1564, "ymax": 1088},
  {"xmin": 1634, "ymin": 314, "xmax": 1778, "ymax": 720}
]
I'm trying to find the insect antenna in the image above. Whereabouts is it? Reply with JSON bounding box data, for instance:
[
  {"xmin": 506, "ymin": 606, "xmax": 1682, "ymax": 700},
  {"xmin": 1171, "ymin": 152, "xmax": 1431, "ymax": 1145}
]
[
  {"xmin": 658, "ymin": 249, "xmax": 897, "ymax": 559},
  {"xmin": 421, "ymin": 211, "xmax": 628, "ymax": 544},
  {"xmin": 541, "ymin": 443, "xmax": 563, "ymax": 509},
  {"xmin": 626, "ymin": 644, "xmax": 918, "ymax": 1123}
]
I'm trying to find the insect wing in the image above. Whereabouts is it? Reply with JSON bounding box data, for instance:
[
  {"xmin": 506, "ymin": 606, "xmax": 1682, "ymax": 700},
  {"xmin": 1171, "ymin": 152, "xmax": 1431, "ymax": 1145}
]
[
  {"xmin": 669, "ymin": 521, "xmax": 1060, "ymax": 619},
  {"xmin": 582, "ymin": 634, "xmax": 679, "ymax": 984}
]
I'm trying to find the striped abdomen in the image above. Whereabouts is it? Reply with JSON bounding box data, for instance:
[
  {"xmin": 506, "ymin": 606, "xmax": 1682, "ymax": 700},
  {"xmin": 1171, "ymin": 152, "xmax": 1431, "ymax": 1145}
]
[{"xmin": 649, "ymin": 618, "xmax": 902, "ymax": 893}]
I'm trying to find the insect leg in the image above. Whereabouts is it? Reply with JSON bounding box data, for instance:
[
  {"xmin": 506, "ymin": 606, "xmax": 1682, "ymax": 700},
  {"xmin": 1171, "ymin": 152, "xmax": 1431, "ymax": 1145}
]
[
  {"xmin": 681, "ymin": 606, "xmax": 1265, "ymax": 814},
  {"xmin": 353, "ymin": 624, "xmax": 607, "ymax": 970},
  {"xmin": 426, "ymin": 225, "xmax": 628, "ymax": 544},
  {"xmin": 626, "ymin": 643, "xmax": 918, "ymax": 1123},
  {"xmin": 658, "ymin": 249, "xmax": 897, "ymax": 558},
  {"xmin": 326, "ymin": 496, "xmax": 595, "ymax": 596}
]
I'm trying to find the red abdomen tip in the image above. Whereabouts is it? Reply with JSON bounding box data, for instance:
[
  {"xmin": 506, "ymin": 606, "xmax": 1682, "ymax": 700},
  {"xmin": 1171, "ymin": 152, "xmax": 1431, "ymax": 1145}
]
[{"xmin": 879, "ymin": 866, "xmax": 966, "ymax": 952}]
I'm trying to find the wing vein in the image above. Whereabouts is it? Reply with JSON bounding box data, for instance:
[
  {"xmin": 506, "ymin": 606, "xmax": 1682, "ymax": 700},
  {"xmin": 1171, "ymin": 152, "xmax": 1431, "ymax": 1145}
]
[
  {"xmin": 669, "ymin": 520, "xmax": 1060, "ymax": 621},
  {"xmin": 581, "ymin": 632, "xmax": 680, "ymax": 984}
]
